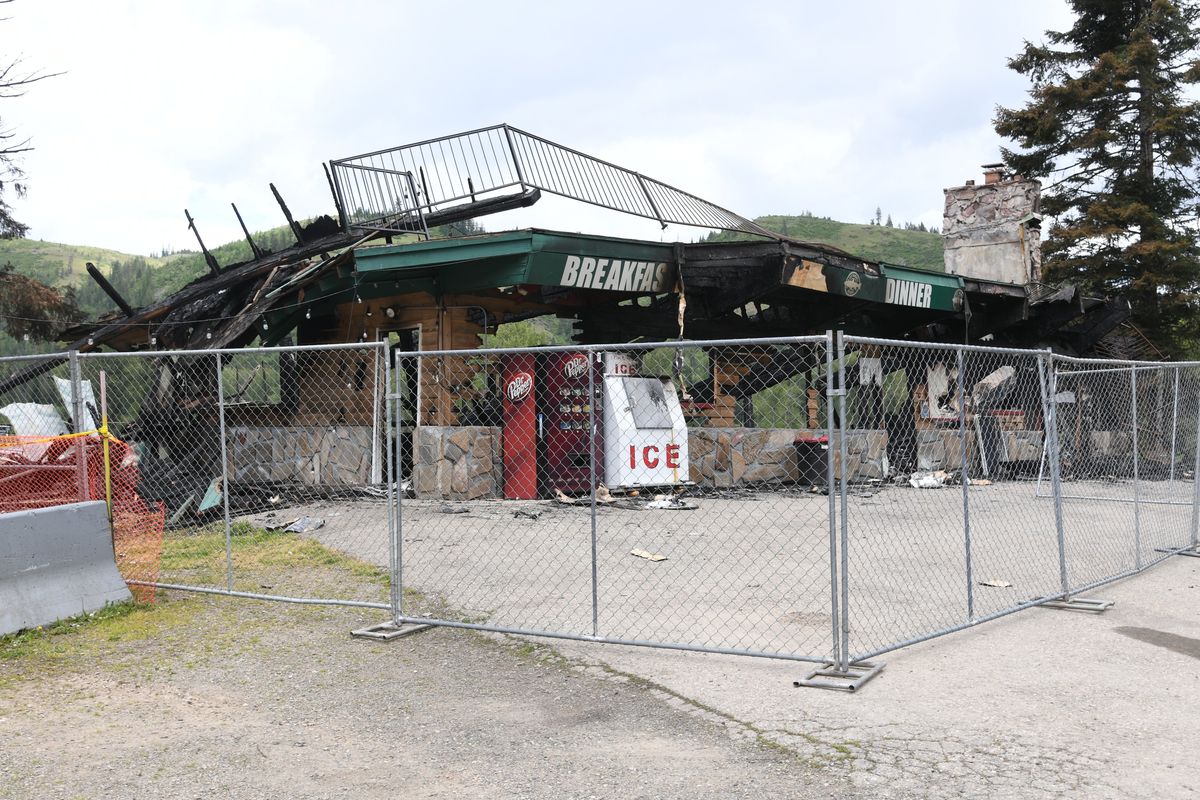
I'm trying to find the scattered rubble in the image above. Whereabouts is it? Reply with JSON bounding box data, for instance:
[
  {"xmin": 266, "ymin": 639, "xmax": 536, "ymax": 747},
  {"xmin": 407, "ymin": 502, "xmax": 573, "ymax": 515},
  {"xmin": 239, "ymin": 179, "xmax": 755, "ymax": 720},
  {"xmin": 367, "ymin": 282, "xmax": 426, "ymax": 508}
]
[{"xmin": 909, "ymin": 470, "xmax": 950, "ymax": 489}]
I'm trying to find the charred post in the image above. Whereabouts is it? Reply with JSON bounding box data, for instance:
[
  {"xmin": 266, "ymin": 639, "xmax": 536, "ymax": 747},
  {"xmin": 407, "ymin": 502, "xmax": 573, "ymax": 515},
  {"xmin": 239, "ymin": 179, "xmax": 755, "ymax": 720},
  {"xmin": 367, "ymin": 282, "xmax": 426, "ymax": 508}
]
[
  {"xmin": 270, "ymin": 183, "xmax": 306, "ymax": 245},
  {"xmin": 231, "ymin": 203, "xmax": 266, "ymax": 259},
  {"xmin": 323, "ymin": 163, "xmax": 348, "ymax": 230},
  {"xmin": 185, "ymin": 209, "xmax": 222, "ymax": 277},
  {"xmin": 85, "ymin": 262, "xmax": 136, "ymax": 318}
]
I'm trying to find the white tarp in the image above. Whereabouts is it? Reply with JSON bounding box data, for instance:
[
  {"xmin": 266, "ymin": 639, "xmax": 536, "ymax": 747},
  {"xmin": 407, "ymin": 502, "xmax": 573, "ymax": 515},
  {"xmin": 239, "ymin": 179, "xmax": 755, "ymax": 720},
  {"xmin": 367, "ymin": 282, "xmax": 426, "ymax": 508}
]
[
  {"xmin": 53, "ymin": 376, "xmax": 98, "ymax": 430},
  {"xmin": 0, "ymin": 403, "xmax": 69, "ymax": 437}
]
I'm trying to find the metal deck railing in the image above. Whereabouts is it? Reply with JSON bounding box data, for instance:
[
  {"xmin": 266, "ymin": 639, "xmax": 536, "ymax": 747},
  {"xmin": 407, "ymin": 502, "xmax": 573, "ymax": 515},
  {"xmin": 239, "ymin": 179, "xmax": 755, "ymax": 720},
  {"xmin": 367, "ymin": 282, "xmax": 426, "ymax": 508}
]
[{"xmin": 328, "ymin": 124, "xmax": 774, "ymax": 238}]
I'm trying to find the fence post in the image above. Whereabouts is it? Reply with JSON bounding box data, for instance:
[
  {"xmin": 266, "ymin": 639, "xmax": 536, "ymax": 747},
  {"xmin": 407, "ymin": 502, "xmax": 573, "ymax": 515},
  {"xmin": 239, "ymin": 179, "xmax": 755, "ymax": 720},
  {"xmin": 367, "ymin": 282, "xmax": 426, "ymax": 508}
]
[
  {"xmin": 393, "ymin": 351, "xmax": 406, "ymax": 619},
  {"xmin": 1191, "ymin": 368, "xmax": 1200, "ymax": 550},
  {"xmin": 589, "ymin": 347, "xmax": 600, "ymax": 638},
  {"xmin": 68, "ymin": 350, "xmax": 90, "ymax": 502},
  {"xmin": 1131, "ymin": 366, "xmax": 1142, "ymax": 570},
  {"xmin": 823, "ymin": 331, "xmax": 840, "ymax": 666},
  {"xmin": 1038, "ymin": 351, "xmax": 1070, "ymax": 599},
  {"xmin": 1170, "ymin": 367, "xmax": 1180, "ymax": 487},
  {"xmin": 957, "ymin": 347, "xmax": 974, "ymax": 622},
  {"xmin": 836, "ymin": 332, "xmax": 851, "ymax": 672},
  {"xmin": 214, "ymin": 353, "xmax": 234, "ymax": 592},
  {"xmin": 384, "ymin": 344, "xmax": 400, "ymax": 622}
]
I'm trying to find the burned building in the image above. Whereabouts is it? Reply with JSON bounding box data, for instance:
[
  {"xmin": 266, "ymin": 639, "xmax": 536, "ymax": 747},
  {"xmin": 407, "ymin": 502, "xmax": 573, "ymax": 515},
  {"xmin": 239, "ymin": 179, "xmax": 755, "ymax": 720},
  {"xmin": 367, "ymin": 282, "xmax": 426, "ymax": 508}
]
[{"xmin": 0, "ymin": 127, "xmax": 1141, "ymax": 510}]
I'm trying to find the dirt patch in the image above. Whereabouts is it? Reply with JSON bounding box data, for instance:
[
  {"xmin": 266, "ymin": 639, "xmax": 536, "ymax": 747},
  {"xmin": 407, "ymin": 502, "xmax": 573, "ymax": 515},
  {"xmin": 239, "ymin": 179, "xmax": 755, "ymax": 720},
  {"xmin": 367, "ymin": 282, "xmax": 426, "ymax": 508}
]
[{"xmin": 0, "ymin": 593, "xmax": 861, "ymax": 800}]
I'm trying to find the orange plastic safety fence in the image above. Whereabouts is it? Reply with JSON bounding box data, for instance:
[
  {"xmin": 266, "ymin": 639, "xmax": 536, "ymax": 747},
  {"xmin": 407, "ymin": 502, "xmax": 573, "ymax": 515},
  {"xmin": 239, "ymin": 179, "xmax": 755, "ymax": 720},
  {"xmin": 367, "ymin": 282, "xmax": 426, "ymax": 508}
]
[{"xmin": 0, "ymin": 433, "xmax": 165, "ymax": 602}]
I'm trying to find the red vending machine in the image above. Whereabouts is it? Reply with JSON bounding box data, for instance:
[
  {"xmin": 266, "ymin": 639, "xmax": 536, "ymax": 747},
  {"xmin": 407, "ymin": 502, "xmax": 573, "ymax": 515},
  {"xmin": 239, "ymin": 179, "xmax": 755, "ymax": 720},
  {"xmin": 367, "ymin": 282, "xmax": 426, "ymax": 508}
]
[
  {"xmin": 538, "ymin": 351, "xmax": 602, "ymax": 495},
  {"xmin": 500, "ymin": 351, "xmax": 603, "ymax": 499},
  {"xmin": 501, "ymin": 353, "xmax": 538, "ymax": 500}
]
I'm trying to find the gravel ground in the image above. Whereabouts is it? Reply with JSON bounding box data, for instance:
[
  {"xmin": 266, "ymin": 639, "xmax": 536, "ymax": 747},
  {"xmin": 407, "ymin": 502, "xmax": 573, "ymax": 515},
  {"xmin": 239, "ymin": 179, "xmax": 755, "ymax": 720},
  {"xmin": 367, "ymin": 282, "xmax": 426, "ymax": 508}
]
[
  {"xmin": 20, "ymin": 477, "xmax": 1191, "ymax": 799},
  {"xmin": 290, "ymin": 479, "xmax": 1196, "ymax": 663},
  {"xmin": 0, "ymin": 594, "xmax": 862, "ymax": 800}
]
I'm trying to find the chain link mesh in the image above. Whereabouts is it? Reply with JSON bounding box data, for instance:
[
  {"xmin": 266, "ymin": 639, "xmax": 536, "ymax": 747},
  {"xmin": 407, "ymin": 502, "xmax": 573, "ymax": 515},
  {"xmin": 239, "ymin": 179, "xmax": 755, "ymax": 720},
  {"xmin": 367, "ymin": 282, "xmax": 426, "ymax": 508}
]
[
  {"xmin": 1049, "ymin": 359, "xmax": 1200, "ymax": 592},
  {"xmin": 394, "ymin": 339, "xmax": 837, "ymax": 661},
  {"xmin": 75, "ymin": 344, "xmax": 392, "ymax": 606},
  {"xmin": 7, "ymin": 336, "xmax": 1200, "ymax": 666}
]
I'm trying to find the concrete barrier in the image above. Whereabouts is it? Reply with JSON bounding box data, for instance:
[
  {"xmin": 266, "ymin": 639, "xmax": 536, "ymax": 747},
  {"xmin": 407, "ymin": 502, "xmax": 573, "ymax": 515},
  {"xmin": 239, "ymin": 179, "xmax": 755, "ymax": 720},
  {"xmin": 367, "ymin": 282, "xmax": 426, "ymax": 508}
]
[{"xmin": 0, "ymin": 501, "xmax": 131, "ymax": 636}]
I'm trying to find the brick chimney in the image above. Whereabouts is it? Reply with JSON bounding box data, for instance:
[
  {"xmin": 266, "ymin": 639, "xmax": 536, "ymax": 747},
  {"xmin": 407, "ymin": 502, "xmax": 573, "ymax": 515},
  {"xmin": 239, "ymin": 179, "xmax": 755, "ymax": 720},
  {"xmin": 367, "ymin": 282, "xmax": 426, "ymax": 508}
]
[{"xmin": 982, "ymin": 163, "xmax": 1006, "ymax": 185}]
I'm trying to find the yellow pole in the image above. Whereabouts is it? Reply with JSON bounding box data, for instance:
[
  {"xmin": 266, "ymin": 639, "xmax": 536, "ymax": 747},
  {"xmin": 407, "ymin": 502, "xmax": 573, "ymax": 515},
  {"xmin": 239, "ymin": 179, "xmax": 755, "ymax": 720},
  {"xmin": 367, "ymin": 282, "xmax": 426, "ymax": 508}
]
[{"xmin": 100, "ymin": 371, "xmax": 113, "ymax": 524}]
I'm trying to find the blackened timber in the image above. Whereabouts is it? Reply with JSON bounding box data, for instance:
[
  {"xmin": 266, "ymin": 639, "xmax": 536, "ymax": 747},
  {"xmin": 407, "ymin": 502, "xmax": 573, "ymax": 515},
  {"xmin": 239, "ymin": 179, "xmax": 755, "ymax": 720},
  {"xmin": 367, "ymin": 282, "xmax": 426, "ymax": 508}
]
[
  {"xmin": 271, "ymin": 183, "xmax": 307, "ymax": 244},
  {"xmin": 185, "ymin": 209, "xmax": 222, "ymax": 276},
  {"xmin": 85, "ymin": 262, "xmax": 135, "ymax": 318},
  {"xmin": 323, "ymin": 162, "xmax": 348, "ymax": 231},
  {"xmin": 59, "ymin": 225, "xmax": 366, "ymax": 354},
  {"xmin": 714, "ymin": 348, "xmax": 814, "ymax": 399},
  {"xmin": 1058, "ymin": 298, "xmax": 1132, "ymax": 354},
  {"xmin": 353, "ymin": 188, "xmax": 542, "ymax": 236},
  {"xmin": 232, "ymin": 203, "xmax": 266, "ymax": 259}
]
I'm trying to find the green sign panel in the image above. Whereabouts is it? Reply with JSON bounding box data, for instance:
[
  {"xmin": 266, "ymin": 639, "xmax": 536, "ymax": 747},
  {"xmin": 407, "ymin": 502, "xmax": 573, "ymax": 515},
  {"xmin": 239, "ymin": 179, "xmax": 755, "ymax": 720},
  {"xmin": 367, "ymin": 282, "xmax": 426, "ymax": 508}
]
[{"xmin": 789, "ymin": 257, "xmax": 963, "ymax": 313}]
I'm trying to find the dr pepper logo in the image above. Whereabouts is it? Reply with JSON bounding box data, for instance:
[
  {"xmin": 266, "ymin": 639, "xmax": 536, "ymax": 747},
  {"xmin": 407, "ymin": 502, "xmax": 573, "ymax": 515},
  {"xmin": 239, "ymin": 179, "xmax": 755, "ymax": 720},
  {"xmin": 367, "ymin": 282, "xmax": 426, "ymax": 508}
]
[
  {"xmin": 506, "ymin": 372, "xmax": 533, "ymax": 403},
  {"xmin": 562, "ymin": 354, "xmax": 589, "ymax": 380}
]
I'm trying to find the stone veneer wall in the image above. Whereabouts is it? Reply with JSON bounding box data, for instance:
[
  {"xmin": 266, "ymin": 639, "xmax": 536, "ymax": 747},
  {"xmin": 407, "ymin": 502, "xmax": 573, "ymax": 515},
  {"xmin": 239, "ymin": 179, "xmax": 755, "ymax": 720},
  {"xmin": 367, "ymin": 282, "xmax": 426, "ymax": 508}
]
[
  {"xmin": 412, "ymin": 426, "xmax": 502, "ymax": 500},
  {"xmin": 942, "ymin": 175, "xmax": 1042, "ymax": 284},
  {"xmin": 688, "ymin": 428, "xmax": 888, "ymax": 487},
  {"xmin": 916, "ymin": 429, "xmax": 978, "ymax": 472},
  {"xmin": 228, "ymin": 426, "xmax": 373, "ymax": 486}
]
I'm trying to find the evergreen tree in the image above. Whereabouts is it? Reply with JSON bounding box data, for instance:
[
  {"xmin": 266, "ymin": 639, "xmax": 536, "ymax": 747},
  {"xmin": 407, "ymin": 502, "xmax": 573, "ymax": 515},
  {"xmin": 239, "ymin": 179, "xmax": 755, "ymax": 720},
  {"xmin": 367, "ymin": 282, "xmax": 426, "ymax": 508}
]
[
  {"xmin": 995, "ymin": 0, "xmax": 1200, "ymax": 353},
  {"xmin": 885, "ymin": 214, "xmax": 894, "ymax": 228},
  {"xmin": 0, "ymin": 2, "xmax": 58, "ymax": 239}
]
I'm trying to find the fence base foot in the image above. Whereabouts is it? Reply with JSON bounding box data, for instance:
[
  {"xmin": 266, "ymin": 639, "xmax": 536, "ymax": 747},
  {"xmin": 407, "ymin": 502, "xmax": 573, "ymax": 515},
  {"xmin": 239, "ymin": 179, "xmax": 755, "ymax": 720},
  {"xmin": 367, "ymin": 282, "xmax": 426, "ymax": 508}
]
[
  {"xmin": 351, "ymin": 620, "xmax": 435, "ymax": 641},
  {"xmin": 793, "ymin": 661, "xmax": 884, "ymax": 692},
  {"xmin": 1174, "ymin": 546, "xmax": 1200, "ymax": 559},
  {"xmin": 1042, "ymin": 597, "xmax": 1114, "ymax": 613}
]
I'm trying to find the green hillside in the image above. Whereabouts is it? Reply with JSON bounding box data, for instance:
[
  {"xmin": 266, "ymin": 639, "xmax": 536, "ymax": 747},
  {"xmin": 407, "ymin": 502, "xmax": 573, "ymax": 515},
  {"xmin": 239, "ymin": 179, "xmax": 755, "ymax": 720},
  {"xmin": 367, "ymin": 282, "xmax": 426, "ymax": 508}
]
[
  {"xmin": 0, "ymin": 237, "xmax": 171, "ymax": 287},
  {"xmin": 721, "ymin": 214, "xmax": 945, "ymax": 272}
]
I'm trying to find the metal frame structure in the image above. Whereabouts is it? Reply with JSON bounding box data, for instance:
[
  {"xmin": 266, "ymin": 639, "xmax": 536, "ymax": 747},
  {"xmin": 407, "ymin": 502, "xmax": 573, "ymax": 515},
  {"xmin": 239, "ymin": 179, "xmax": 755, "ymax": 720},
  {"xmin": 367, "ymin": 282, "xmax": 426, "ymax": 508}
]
[{"xmin": 328, "ymin": 124, "xmax": 774, "ymax": 238}]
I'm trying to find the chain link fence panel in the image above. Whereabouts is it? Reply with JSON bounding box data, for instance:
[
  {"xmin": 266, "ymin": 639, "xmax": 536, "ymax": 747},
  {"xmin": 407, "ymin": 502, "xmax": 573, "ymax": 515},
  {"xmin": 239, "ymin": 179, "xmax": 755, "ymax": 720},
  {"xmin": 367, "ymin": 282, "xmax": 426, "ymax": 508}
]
[
  {"xmin": 391, "ymin": 337, "xmax": 838, "ymax": 662},
  {"xmin": 78, "ymin": 343, "xmax": 393, "ymax": 608},
  {"xmin": 9, "ymin": 332, "xmax": 1200, "ymax": 673},
  {"xmin": 1048, "ymin": 358, "xmax": 1200, "ymax": 594}
]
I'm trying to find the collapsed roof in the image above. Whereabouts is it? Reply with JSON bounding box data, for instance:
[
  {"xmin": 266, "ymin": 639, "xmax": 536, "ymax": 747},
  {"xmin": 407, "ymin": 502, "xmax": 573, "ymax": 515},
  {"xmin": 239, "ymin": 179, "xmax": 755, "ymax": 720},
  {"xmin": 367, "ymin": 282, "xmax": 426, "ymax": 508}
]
[{"xmin": 0, "ymin": 124, "xmax": 1135, "ymax": 398}]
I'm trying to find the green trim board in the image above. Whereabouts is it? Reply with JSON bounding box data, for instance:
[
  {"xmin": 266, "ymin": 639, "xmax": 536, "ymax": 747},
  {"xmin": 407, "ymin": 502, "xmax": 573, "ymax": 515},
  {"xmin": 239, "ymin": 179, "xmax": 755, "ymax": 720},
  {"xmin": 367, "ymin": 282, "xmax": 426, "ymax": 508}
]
[
  {"xmin": 353, "ymin": 228, "xmax": 967, "ymax": 312},
  {"xmin": 354, "ymin": 229, "xmax": 678, "ymax": 295}
]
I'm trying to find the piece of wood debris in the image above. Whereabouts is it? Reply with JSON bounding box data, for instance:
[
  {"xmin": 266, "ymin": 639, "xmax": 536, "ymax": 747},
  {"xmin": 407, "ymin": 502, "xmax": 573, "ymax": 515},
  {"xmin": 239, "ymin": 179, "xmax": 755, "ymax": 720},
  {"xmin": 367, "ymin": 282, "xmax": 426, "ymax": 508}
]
[
  {"xmin": 630, "ymin": 549, "xmax": 667, "ymax": 562},
  {"xmin": 978, "ymin": 579, "xmax": 1013, "ymax": 588}
]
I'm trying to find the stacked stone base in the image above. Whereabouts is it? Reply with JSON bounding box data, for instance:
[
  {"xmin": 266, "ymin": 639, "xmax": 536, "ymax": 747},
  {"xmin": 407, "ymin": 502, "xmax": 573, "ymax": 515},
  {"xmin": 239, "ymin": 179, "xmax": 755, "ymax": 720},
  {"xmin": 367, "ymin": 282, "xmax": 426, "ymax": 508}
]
[
  {"xmin": 688, "ymin": 428, "xmax": 888, "ymax": 488},
  {"xmin": 228, "ymin": 426, "xmax": 374, "ymax": 486},
  {"xmin": 413, "ymin": 426, "xmax": 503, "ymax": 500}
]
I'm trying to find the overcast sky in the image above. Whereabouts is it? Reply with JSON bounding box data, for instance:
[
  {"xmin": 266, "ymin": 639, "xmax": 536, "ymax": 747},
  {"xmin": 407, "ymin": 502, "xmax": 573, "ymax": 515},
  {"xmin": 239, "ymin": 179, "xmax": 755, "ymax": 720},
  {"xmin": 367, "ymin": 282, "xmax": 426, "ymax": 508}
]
[{"xmin": 4, "ymin": 0, "xmax": 1074, "ymax": 255}]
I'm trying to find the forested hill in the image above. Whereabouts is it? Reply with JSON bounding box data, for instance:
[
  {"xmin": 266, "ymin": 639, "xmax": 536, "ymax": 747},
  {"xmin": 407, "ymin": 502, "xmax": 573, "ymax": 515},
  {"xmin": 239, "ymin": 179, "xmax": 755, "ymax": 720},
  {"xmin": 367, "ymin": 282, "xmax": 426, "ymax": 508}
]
[{"xmin": 711, "ymin": 214, "xmax": 945, "ymax": 272}]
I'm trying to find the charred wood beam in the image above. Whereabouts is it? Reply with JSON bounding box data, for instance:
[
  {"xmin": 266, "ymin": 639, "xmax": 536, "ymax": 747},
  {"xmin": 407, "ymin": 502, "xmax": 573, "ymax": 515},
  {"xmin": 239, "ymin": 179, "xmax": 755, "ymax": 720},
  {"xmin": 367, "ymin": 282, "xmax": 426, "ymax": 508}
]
[
  {"xmin": 692, "ymin": 271, "xmax": 786, "ymax": 318},
  {"xmin": 0, "ymin": 356, "xmax": 66, "ymax": 397},
  {"xmin": 1059, "ymin": 297, "xmax": 1132, "ymax": 354},
  {"xmin": 323, "ymin": 162, "xmax": 348, "ymax": 231},
  {"xmin": 353, "ymin": 188, "xmax": 542, "ymax": 236},
  {"xmin": 205, "ymin": 247, "xmax": 358, "ymax": 350},
  {"xmin": 59, "ymin": 227, "xmax": 366, "ymax": 353},
  {"xmin": 231, "ymin": 203, "xmax": 266, "ymax": 259},
  {"xmin": 717, "ymin": 347, "xmax": 815, "ymax": 399},
  {"xmin": 185, "ymin": 209, "xmax": 222, "ymax": 277},
  {"xmin": 85, "ymin": 262, "xmax": 135, "ymax": 318},
  {"xmin": 271, "ymin": 183, "xmax": 307, "ymax": 245}
]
